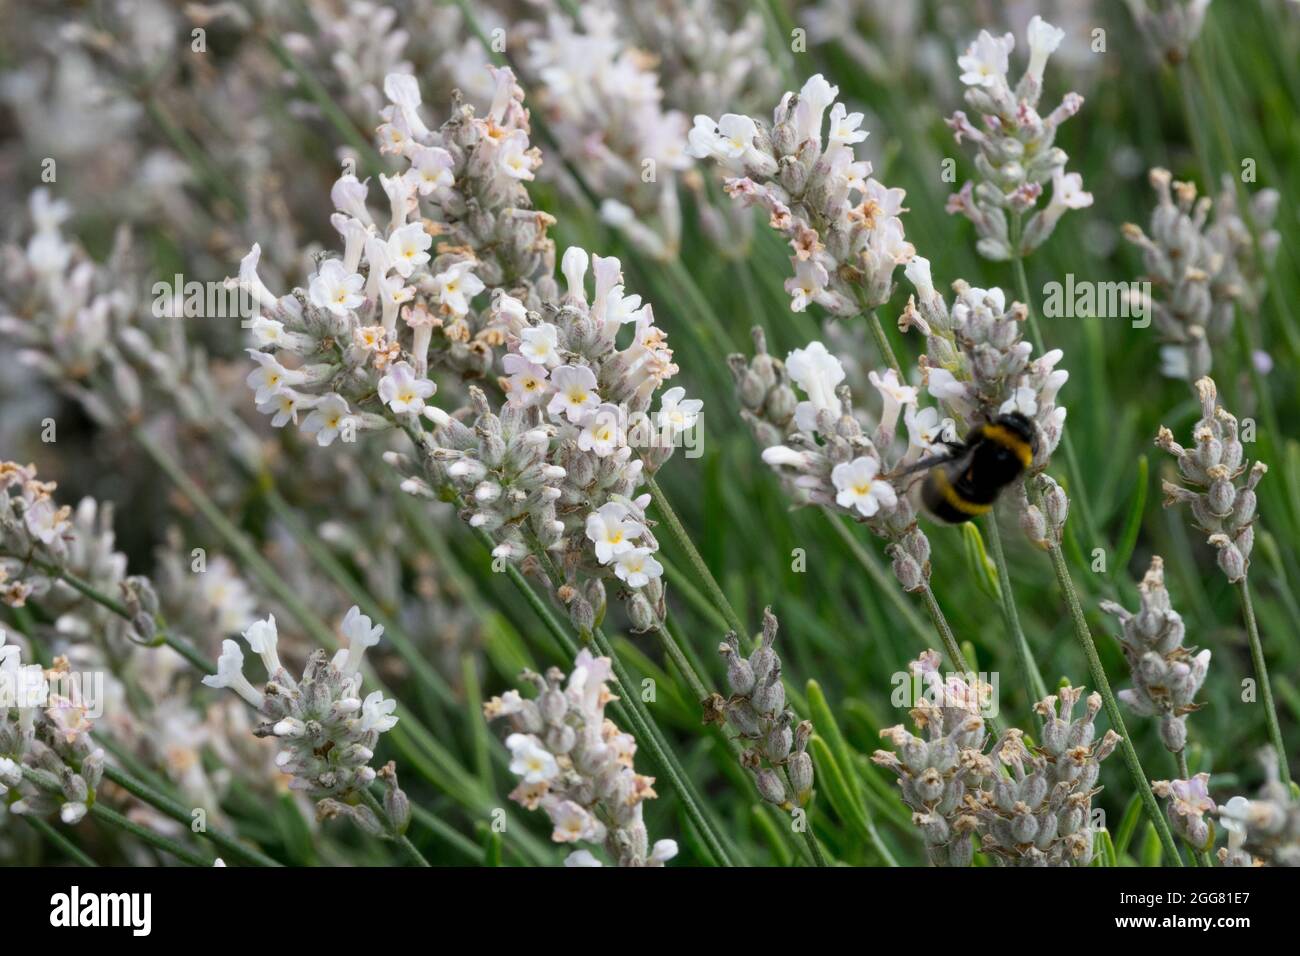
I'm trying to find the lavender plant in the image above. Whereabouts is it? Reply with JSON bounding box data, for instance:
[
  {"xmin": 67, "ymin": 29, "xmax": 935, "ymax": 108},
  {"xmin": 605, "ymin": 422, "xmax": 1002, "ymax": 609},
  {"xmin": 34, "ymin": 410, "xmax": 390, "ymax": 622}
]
[
  {"xmin": 484, "ymin": 649, "xmax": 678, "ymax": 867},
  {"xmin": 706, "ymin": 608, "xmax": 815, "ymax": 811},
  {"xmin": 2, "ymin": 0, "xmax": 1297, "ymax": 877},
  {"xmin": 1122, "ymin": 168, "xmax": 1280, "ymax": 379},
  {"xmin": 945, "ymin": 16, "xmax": 1091, "ymax": 261}
]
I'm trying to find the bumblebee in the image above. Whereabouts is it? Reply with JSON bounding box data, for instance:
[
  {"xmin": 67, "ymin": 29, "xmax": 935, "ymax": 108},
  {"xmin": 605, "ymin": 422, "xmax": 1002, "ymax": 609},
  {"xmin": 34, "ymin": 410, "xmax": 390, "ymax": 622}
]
[{"xmin": 894, "ymin": 412, "xmax": 1038, "ymax": 523}]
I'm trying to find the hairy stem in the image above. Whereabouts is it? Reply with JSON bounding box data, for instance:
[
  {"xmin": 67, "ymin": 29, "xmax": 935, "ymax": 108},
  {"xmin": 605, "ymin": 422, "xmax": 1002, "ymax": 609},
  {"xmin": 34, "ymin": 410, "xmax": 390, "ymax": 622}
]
[
  {"xmin": 866, "ymin": 308, "xmax": 903, "ymax": 377},
  {"xmin": 1010, "ymin": 248, "xmax": 1101, "ymax": 553},
  {"xmin": 646, "ymin": 473, "xmax": 749, "ymax": 639},
  {"xmin": 1041, "ymin": 537, "xmax": 1182, "ymax": 864},
  {"xmin": 985, "ymin": 510, "xmax": 1049, "ymax": 706},
  {"xmin": 1237, "ymin": 579, "xmax": 1292, "ymax": 784},
  {"xmin": 23, "ymin": 814, "xmax": 99, "ymax": 867},
  {"xmin": 524, "ymin": 545, "xmax": 739, "ymax": 866},
  {"xmin": 21, "ymin": 766, "xmax": 212, "ymax": 866}
]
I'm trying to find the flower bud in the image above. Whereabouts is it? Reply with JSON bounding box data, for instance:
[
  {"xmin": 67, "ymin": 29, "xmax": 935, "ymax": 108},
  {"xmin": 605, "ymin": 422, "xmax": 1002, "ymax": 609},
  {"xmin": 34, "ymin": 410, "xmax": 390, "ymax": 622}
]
[
  {"xmin": 720, "ymin": 641, "xmax": 756, "ymax": 696},
  {"xmin": 787, "ymin": 751, "xmax": 814, "ymax": 805},
  {"xmin": 626, "ymin": 592, "xmax": 657, "ymax": 633},
  {"xmin": 1159, "ymin": 714, "xmax": 1187, "ymax": 754},
  {"xmin": 568, "ymin": 596, "xmax": 595, "ymax": 636},
  {"xmin": 754, "ymin": 768, "xmax": 788, "ymax": 806}
]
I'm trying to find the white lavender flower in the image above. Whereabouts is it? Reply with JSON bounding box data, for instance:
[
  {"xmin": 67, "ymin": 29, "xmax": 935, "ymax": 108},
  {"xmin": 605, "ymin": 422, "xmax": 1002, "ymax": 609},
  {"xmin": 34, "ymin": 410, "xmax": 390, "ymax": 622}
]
[
  {"xmin": 201, "ymin": 611, "xmax": 400, "ymax": 812},
  {"xmin": 0, "ymin": 190, "xmax": 141, "ymax": 426},
  {"xmin": 1215, "ymin": 748, "xmax": 1300, "ymax": 867},
  {"xmin": 946, "ymin": 17, "xmax": 1090, "ymax": 260},
  {"xmin": 973, "ymin": 687, "xmax": 1120, "ymax": 866},
  {"xmin": 236, "ymin": 70, "xmax": 700, "ymax": 633},
  {"xmin": 731, "ymin": 331, "xmax": 933, "ymax": 592},
  {"xmin": 0, "ymin": 633, "xmax": 104, "ymax": 825},
  {"xmin": 234, "ymin": 65, "xmax": 554, "ymax": 428},
  {"xmin": 485, "ymin": 649, "xmax": 678, "ymax": 867},
  {"xmin": 2, "ymin": 464, "xmax": 164, "ymax": 657},
  {"xmin": 871, "ymin": 650, "xmax": 993, "ymax": 866},
  {"xmin": 525, "ymin": 7, "xmax": 692, "ymax": 260},
  {"xmin": 1123, "ymin": 168, "xmax": 1280, "ymax": 379},
  {"xmin": 875, "ymin": 663, "xmax": 1118, "ymax": 867},
  {"xmin": 1124, "ymin": 0, "xmax": 1214, "ymax": 64},
  {"xmin": 1152, "ymin": 773, "xmax": 1216, "ymax": 851},
  {"xmin": 403, "ymin": 246, "xmax": 694, "ymax": 633},
  {"xmin": 1155, "ymin": 377, "xmax": 1262, "ymax": 583},
  {"xmin": 1100, "ymin": 556, "xmax": 1209, "ymax": 753},
  {"xmin": 690, "ymin": 73, "xmax": 914, "ymax": 314},
  {"xmin": 905, "ymin": 267, "xmax": 1068, "ymax": 471}
]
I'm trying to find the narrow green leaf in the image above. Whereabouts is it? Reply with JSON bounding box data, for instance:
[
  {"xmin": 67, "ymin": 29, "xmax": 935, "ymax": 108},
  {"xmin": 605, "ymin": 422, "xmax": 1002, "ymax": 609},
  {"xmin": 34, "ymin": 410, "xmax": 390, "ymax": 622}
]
[
  {"xmin": 1097, "ymin": 828, "xmax": 1118, "ymax": 868},
  {"xmin": 806, "ymin": 681, "xmax": 866, "ymax": 814},
  {"xmin": 1140, "ymin": 821, "xmax": 1164, "ymax": 867},
  {"xmin": 961, "ymin": 522, "xmax": 1001, "ymax": 600},
  {"xmin": 476, "ymin": 823, "xmax": 503, "ymax": 867},
  {"xmin": 808, "ymin": 735, "xmax": 871, "ymax": 843},
  {"xmin": 1112, "ymin": 455, "xmax": 1149, "ymax": 576},
  {"xmin": 750, "ymin": 804, "xmax": 794, "ymax": 866},
  {"xmin": 276, "ymin": 793, "xmax": 316, "ymax": 866},
  {"xmin": 461, "ymin": 653, "xmax": 493, "ymax": 791},
  {"xmin": 1115, "ymin": 792, "xmax": 1144, "ymax": 856}
]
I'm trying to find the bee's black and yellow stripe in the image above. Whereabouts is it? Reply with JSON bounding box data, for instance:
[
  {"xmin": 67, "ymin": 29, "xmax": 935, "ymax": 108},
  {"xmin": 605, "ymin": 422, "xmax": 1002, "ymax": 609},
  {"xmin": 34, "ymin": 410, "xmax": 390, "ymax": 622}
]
[
  {"xmin": 922, "ymin": 464, "xmax": 995, "ymax": 521},
  {"xmin": 920, "ymin": 420, "xmax": 1036, "ymax": 524},
  {"xmin": 978, "ymin": 422, "xmax": 1034, "ymax": 470}
]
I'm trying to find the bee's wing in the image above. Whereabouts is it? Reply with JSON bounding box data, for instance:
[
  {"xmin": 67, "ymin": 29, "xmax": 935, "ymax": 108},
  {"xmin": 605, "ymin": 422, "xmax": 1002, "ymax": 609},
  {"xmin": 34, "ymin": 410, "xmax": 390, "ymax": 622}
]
[{"xmin": 887, "ymin": 443, "xmax": 970, "ymax": 480}]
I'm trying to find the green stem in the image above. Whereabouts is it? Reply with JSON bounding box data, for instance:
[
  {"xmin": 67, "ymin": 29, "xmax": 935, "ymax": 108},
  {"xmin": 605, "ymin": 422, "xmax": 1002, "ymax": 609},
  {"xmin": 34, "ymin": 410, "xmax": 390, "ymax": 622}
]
[
  {"xmin": 984, "ymin": 510, "xmax": 1049, "ymax": 706},
  {"xmin": 659, "ymin": 617, "xmax": 829, "ymax": 867},
  {"xmin": 39, "ymin": 560, "xmax": 214, "ymax": 674},
  {"xmin": 262, "ymin": 484, "xmax": 458, "ymax": 708},
  {"xmin": 1010, "ymin": 249, "xmax": 1101, "ymax": 553},
  {"xmin": 132, "ymin": 428, "xmax": 340, "ymax": 651},
  {"xmin": 1176, "ymin": 751, "xmax": 1215, "ymax": 867},
  {"xmin": 823, "ymin": 510, "xmax": 931, "ymax": 645},
  {"xmin": 91, "ymin": 804, "xmax": 213, "ymax": 866},
  {"xmin": 865, "ymin": 308, "xmax": 903, "ymax": 377},
  {"xmin": 918, "ymin": 583, "xmax": 1008, "ymax": 739},
  {"xmin": 23, "ymin": 814, "xmax": 98, "ymax": 866},
  {"xmin": 46, "ymin": 563, "xmax": 130, "ymax": 618},
  {"xmin": 20, "ymin": 767, "xmax": 212, "ymax": 866},
  {"xmin": 522, "ymin": 545, "xmax": 738, "ymax": 866},
  {"xmin": 661, "ymin": 557, "xmax": 730, "ymax": 634},
  {"xmin": 662, "ymin": 256, "xmax": 740, "ymax": 353},
  {"xmin": 917, "ymin": 584, "xmax": 973, "ymax": 676},
  {"xmin": 140, "ymin": 98, "xmax": 246, "ymax": 216},
  {"xmin": 1174, "ymin": 62, "xmax": 1217, "ymax": 191},
  {"xmin": 1237, "ymin": 579, "xmax": 1292, "ymax": 784},
  {"xmin": 262, "ymin": 34, "xmax": 388, "ymax": 177},
  {"xmin": 1041, "ymin": 537, "xmax": 1182, "ymax": 864},
  {"xmin": 407, "ymin": 801, "xmax": 482, "ymax": 863},
  {"xmin": 646, "ymin": 474, "xmax": 749, "ymax": 639},
  {"xmin": 587, "ymin": 622, "xmax": 738, "ymax": 866},
  {"xmin": 654, "ymin": 619, "xmax": 710, "ymax": 702},
  {"xmin": 101, "ymin": 764, "xmax": 281, "ymax": 867}
]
